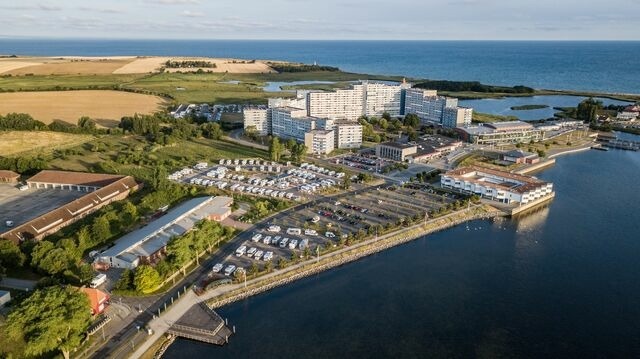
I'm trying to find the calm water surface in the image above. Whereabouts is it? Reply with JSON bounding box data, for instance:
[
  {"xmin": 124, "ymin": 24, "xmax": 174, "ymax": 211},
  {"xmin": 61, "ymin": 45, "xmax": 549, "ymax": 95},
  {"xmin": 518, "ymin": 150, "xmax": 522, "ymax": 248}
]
[{"xmin": 165, "ymin": 138, "xmax": 640, "ymax": 358}]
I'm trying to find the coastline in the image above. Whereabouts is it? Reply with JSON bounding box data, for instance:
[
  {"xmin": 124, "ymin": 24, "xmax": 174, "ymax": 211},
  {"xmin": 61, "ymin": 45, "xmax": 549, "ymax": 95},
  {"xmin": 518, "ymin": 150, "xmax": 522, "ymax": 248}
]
[{"xmin": 137, "ymin": 204, "xmax": 503, "ymax": 358}]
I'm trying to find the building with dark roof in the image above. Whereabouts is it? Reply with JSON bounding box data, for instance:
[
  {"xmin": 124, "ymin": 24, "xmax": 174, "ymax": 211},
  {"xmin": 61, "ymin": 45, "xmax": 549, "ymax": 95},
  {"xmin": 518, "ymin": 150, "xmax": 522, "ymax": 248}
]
[
  {"xmin": 1, "ymin": 171, "xmax": 139, "ymax": 243},
  {"xmin": 502, "ymin": 150, "xmax": 540, "ymax": 164}
]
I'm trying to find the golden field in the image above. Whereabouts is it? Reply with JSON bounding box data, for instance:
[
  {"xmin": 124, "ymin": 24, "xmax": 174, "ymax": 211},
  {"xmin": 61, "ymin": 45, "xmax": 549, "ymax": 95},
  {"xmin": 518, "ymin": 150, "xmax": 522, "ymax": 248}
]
[
  {"xmin": 0, "ymin": 131, "xmax": 93, "ymax": 156},
  {"xmin": 0, "ymin": 90, "xmax": 165, "ymax": 126},
  {"xmin": 0, "ymin": 56, "xmax": 275, "ymax": 75}
]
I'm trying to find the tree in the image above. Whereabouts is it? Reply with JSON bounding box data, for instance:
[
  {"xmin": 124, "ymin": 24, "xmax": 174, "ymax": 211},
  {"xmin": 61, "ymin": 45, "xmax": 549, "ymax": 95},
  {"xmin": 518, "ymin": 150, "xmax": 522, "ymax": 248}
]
[
  {"xmin": 5, "ymin": 286, "xmax": 91, "ymax": 359},
  {"xmin": 269, "ymin": 137, "xmax": 284, "ymax": 162},
  {"xmin": 291, "ymin": 143, "xmax": 307, "ymax": 162},
  {"xmin": 382, "ymin": 112, "xmax": 391, "ymax": 120},
  {"xmin": 379, "ymin": 118, "xmax": 389, "ymax": 130},
  {"xmin": 134, "ymin": 265, "xmax": 162, "ymax": 294},
  {"xmin": 286, "ymin": 138, "xmax": 297, "ymax": 151},
  {"xmin": 120, "ymin": 201, "xmax": 139, "ymax": 226},
  {"xmin": 77, "ymin": 116, "xmax": 96, "ymax": 132},
  {"xmin": 0, "ymin": 239, "xmax": 26, "ymax": 267},
  {"xmin": 342, "ymin": 176, "xmax": 352, "ymax": 190},
  {"xmin": 403, "ymin": 113, "xmax": 420, "ymax": 128},
  {"xmin": 91, "ymin": 215, "xmax": 111, "ymax": 243},
  {"xmin": 30, "ymin": 240, "xmax": 55, "ymax": 268},
  {"xmin": 576, "ymin": 98, "xmax": 602, "ymax": 123}
]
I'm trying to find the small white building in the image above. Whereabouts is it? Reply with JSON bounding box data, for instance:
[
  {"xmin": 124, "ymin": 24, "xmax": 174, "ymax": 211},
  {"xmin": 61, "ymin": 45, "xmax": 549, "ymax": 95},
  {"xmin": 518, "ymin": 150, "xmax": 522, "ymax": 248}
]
[
  {"xmin": 0, "ymin": 290, "xmax": 10, "ymax": 307},
  {"xmin": 305, "ymin": 130, "xmax": 335, "ymax": 155}
]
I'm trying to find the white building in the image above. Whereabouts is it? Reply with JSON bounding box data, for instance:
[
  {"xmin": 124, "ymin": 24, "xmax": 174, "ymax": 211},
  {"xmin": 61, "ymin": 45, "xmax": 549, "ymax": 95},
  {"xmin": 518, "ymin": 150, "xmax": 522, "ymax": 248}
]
[
  {"xmin": 457, "ymin": 121, "xmax": 544, "ymax": 146},
  {"xmin": 305, "ymin": 129, "xmax": 335, "ymax": 155},
  {"xmin": 243, "ymin": 106, "xmax": 271, "ymax": 135},
  {"xmin": 443, "ymin": 106, "xmax": 473, "ymax": 128},
  {"xmin": 271, "ymin": 107, "xmax": 317, "ymax": 142},
  {"xmin": 441, "ymin": 166, "xmax": 554, "ymax": 205},
  {"xmin": 404, "ymin": 88, "xmax": 459, "ymax": 124},
  {"xmin": 334, "ymin": 122, "xmax": 363, "ymax": 149}
]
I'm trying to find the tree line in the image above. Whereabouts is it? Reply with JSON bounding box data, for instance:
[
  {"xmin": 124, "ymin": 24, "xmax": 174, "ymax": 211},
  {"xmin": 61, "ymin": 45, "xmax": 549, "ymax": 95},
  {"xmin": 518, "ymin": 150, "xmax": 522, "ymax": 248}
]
[
  {"xmin": 414, "ymin": 80, "xmax": 534, "ymax": 94},
  {"xmin": 164, "ymin": 60, "xmax": 217, "ymax": 68},
  {"xmin": 270, "ymin": 63, "xmax": 340, "ymax": 73}
]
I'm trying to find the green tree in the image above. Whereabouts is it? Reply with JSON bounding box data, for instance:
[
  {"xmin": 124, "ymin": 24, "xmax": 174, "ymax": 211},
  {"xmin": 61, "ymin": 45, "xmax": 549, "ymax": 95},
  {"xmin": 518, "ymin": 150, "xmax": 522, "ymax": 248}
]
[
  {"xmin": 286, "ymin": 138, "xmax": 297, "ymax": 151},
  {"xmin": 5, "ymin": 286, "xmax": 91, "ymax": 359},
  {"xmin": 114, "ymin": 269, "xmax": 134, "ymax": 291},
  {"xmin": 576, "ymin": 98, "xmax": 602, "ymax": 123},
  {"xmin": 0, "ymin": 239, "xmax": 26, "ymax": 267},
  {"xmin": 77, "ymin": 116, "xmax": 96, "ymax": 132},
  {"xmin": 403, "ymin": 113, "xmax": 421, "ymax": 128},
  {"xmin": 382, "ymin": 112, "xmax": 391, "ymax": 120},
  {"xmin": 342, "ymin": 176, "xmax": 352, "ymax": 190},
  {"xmin": 120, "ymin": 201, "xmax": 139, "ymax": 226},
  {"xmin": 291, "ymin": 143, "xmax": 307, "ymax": 162},
  {"xmin": 379, "ymin": 118, "xmax": 389, "ymax": 130},
  {"xmin": 91, "ymin": 215, "xmax": 111, "ymax": 243},
  {"xmin": 30, "ymin": 240, "xmax": 55, "ymax": 268},
  {"xmin": 134, "ymin": 265, "xmax": 162, "ymax": 294},
  {"xmin": 269, "ymin": 137, "xmax": 284, "ymax": 162}
]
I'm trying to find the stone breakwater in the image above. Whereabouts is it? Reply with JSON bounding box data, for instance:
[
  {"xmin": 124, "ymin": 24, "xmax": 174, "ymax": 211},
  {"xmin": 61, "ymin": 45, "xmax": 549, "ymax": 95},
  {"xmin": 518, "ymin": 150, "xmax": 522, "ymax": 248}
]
[{"xmin": 208, "ymin": 207, "xmax": 502, "ymax": 309}]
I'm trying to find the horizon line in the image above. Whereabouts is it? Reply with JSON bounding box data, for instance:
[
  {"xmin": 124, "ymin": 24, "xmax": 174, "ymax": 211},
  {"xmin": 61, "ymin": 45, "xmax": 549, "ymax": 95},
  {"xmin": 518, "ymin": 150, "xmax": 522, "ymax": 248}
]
[{"xmin": 0, "ymin": 37, "xmax": 639, "ymax": 42}]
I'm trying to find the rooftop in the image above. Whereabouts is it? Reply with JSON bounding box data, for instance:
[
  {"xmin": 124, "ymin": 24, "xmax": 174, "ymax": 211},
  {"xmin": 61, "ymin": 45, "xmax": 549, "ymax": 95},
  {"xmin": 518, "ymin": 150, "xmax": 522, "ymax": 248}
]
[
  {"xmin": 378, "ymin": 141, "xmax": 417, "ymax": 150},
  {"xmin": 27, "ymin": 170, "xmax": 125, "ymax": 187},
  {"xmin": 0, "ymin": 170, "xmax": 19, "ymax": 180},
  {"xmin": 444, "ymin": 166, "xmax": 548, "ymax": 194}
]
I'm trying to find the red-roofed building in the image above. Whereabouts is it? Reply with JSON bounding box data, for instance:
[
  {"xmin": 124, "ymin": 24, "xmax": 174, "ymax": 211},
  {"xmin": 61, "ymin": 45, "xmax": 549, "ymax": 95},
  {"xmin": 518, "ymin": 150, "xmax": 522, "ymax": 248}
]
[
  {"xmin": 0, "ymin": 170, "xmax": 19, "ymax": 184},
  {"xmin": 80, "ymin": 287, "xmax": 110, "ymax": 315}
]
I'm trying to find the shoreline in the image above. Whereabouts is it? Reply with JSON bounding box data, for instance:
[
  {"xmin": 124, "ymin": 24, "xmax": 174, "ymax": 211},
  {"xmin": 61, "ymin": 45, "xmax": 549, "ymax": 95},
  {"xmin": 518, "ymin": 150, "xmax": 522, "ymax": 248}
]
[
  {"xmin": 207, "ymin": 206, "xmax": 502, "ymax": 309},
  {"xmin": 137, "ymin": 205, "xmax": 504, "ymax": 358}
]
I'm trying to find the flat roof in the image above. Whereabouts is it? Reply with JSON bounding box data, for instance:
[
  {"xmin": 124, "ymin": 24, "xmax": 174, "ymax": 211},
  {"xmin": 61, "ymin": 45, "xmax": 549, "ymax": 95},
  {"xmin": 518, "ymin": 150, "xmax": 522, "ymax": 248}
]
[
  {"xmin": 98, "ymin": 196, "xmax": 232, "ymax": 260},
  {"xmin": 378, "ymin": 141, "xmax": 417, "ymax": 149},
  {"xmin": 444, "ymin": 166, "xmax": 548, "ymax": 194}
]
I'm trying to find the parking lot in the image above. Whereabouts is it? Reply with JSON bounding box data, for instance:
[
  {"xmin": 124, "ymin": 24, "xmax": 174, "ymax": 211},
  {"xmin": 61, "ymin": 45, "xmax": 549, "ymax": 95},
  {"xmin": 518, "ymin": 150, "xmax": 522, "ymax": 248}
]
[
  {"xmin": 0, "ymin": 183, "xmax": 85, "ymax": 229},
  {"xmin": 206, "ymin": 183, "xmax": 464, "ymax": 279},
  {"xmin": 168, "ymin": 159, "xmax": 347, "ymax": 202}
]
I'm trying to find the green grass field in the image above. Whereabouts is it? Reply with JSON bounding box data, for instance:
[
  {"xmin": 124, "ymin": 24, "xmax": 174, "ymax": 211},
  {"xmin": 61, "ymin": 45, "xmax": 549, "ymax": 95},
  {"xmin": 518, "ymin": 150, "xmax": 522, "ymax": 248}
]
[{"xmin": 472, "ymin": 112, "xmax": 520, "ymax": 123}]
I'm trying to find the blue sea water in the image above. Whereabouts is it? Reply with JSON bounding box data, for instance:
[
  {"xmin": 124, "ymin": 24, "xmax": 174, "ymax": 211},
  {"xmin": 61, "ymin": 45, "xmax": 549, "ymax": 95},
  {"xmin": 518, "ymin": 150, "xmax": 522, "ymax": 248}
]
[{"xmin": 1, "ymin": 40, "xmax": 639, "ymax": 93}]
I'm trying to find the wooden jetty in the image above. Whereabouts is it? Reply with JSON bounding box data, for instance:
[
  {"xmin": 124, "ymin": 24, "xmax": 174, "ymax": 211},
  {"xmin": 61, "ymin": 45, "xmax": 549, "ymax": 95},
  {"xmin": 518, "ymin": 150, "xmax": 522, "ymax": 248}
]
[{"xmin": 167, "ymin": 303, "xmax": 233, "ymax": 345}]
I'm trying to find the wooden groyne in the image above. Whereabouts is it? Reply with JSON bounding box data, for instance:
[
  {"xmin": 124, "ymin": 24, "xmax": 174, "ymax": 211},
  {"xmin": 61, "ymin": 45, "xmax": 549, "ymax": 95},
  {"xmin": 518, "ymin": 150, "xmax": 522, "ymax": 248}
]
[{"xmin": 208, "ymin": 207, "xmax": 502, "ymax": 309}]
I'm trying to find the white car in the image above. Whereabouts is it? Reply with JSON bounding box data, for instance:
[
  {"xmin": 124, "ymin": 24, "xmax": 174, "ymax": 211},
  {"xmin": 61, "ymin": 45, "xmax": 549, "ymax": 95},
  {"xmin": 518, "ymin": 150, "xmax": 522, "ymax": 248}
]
[
  {"xmin": 263, "ymin": 251, "xmax": 274, "ymax": 261},
  {"xmin": 247, "ymin": 247, "xmax": 257, "ymax": 256},
  {"xmin": 280, "ymin": 237, "xmax": 289, "ymax": 248},
  {"xmin": 325, "ymin": 231, "xmax": 335, "ymax": 238},
  {"xmin": 287, "ymin": 228, "xmax": 302, "ymax": 235},
  {"xmin": 304, "ymin": 229, "xmax": 318, "ymax": 236},
  {"xmin": 263, "ymin": 236, "xmax": 272, "ymax": 245},
  {"xmin": 212, "ymin": 263, "xmax": 224, "ymax": 273},
  {"xmin": 251, "ymin": 233, "xmax": 263, "ymax": 242},
  {"xmin": 254, "ymin": 250, "xmax": 264, "ymax": 260},
  {"xmin": 288, "ymin": 239, "xmax": 298, "ymax": 249}
]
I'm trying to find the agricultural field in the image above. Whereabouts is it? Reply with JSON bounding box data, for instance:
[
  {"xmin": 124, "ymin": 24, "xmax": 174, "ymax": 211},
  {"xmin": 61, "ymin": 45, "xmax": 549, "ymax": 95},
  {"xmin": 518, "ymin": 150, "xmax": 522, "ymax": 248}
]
[
  {"xmin": 0, "ymin": 90, "xmax": 165, "ymax": 126},
  {"xmin": 0, "ymin": 131, "xmax": 93, "ymax": 156}
]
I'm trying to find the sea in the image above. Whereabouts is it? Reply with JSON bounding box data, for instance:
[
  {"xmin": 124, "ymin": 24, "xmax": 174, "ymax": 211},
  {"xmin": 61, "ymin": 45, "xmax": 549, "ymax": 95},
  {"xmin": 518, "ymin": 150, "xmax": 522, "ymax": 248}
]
[
  {"xmin": 2, "ymin": 40, "xmax": 639, "ymax": 357},
  {"xmin": 164, "ymin": 135, "xmax": 640, "ymax": 359},
  {"xmin": 1, "ymin": 40, "xmax": 639, "ymax": 93}
]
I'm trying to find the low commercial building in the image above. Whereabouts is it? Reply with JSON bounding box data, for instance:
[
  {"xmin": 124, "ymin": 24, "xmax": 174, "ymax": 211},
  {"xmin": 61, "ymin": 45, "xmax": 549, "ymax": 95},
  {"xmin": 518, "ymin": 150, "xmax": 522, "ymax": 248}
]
[
  {"xmin": 0, "ymin": 170, "xmax": 19, "ymax": 184},
  {"xmin": 243, "ymin": 106, "xmax": 270, "ymax": 135},
  {"xmin": 441, "ymin": 166, "xmax": 553, "ymax": 204},
  {"xmin": 375, "ymin": 142, "xmax": 417, "ymax": 161},
  {"xmin": 94, "ymin": 196, "xmax": 232, "ymax": 270},
  {"xmin": 457, "ymin": 121, "xmax": 544, "ymax": 146},
  {"xmin": 617, "ymin": 105, "xmax": 640, "ymax": 121},
  {"xmin": 305, "ymin": 130, "xmax": 335, "ymax": 155},
  {"xmin": 502, "ymin": 150, "xmax": 540, "ymax": 164},
  {"xmin": 1, "ymin": 171, "xmax": 139, "ymax": 243}
]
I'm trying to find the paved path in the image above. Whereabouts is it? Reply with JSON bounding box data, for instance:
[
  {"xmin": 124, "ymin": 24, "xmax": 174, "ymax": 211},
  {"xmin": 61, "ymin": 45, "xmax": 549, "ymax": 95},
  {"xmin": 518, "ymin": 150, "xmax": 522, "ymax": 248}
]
[
  {"xmin": 225, "ymin": 129, "xmax": 268, "ymax": 151},
  {"xmin": 0, "ymin": 277, "xmax": 37, "ymax": 290}
]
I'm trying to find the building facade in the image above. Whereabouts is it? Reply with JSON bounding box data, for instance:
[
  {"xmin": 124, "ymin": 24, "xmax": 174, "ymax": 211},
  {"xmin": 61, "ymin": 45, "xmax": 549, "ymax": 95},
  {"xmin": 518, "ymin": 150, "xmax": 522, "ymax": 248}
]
[
  {"xmin": 375, "ymin": 142, "xmax": 417, "ymax": 161},
  {"xmin": 443, "ymin": 106, "xmax": 473, "ymax": 128},
  {"xmin": 457, "ymin": 121, "xmax": 544, "ymax": 146},
  {"xmin": 404, "ymin": 88, "xmax": 459, "ymax": 124},
  {"xmin": 335, "ymin": 122, "xmax": 364, "ymax": 149},
  {"xmin": 441, "ymin": 166, "xmax": 554, "ymax": 205},
  {"xmin": 305, "ymin": 130, "xmax": 335, "ymax": 155},
  {"xmin": 270, "ymin": 107, "xmax": 315, "ymax": 141},
  {"xmin": 243, "ymin": 106, "xmax": 271, "ymax": 135}
]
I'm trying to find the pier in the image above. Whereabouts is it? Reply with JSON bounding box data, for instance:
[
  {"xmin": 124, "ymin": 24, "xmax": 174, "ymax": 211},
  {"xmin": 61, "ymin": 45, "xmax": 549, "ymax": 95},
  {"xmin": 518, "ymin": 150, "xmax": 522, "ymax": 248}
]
[
  {"xmin": 602, "ymin": 139, "xmax": 639, "ymax": 151},
  {"xmin": 167, "ymin": 303, "xmax": 233, "ymax": 345}
]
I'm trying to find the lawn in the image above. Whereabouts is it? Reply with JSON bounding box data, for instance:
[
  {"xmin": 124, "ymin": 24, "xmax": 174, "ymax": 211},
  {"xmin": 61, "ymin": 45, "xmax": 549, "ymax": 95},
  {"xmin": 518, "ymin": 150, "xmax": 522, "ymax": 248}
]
[
  {"xmin": 0, "ymin": 131, "xmax": 93, "ymax": 156},
  {"xmin": 472, "ymin": 112, "xmax": 519, "ymax": 123}
]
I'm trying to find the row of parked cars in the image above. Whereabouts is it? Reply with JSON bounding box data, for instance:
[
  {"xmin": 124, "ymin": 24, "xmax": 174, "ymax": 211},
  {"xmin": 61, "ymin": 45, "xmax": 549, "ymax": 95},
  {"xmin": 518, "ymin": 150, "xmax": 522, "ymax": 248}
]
[{"xmin": 250, "ymin": 233, "xmax": 310, "ymax": 250}]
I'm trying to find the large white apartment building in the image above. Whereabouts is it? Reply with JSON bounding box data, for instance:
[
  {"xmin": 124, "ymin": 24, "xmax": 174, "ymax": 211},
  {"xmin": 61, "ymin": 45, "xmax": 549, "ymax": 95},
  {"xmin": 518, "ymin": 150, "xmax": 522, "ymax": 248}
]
[
  {"xmin": 441, "ymin": 166, "xmax": 554, "ymax": 205},
  {"xmin": 242, "ymin": 106, "xmax": 271, "ymax": 135},
  {"xmin": 404, "ymin": 88, "xmax": 459, "ymax": 124},
  {"xmin": 305, "ymin": 130, "xmax": 335, "ymax": 155},
  {"xmin": 271, "ymin": 107, "xmax": 317, "ymax": 141},
  {"xmin": 443, "ymin": 106, "xmax": 473, "ymax": 128},
  {"xmin": 334, "ymin": 122, "xmax": 363, "ymax": 149}
]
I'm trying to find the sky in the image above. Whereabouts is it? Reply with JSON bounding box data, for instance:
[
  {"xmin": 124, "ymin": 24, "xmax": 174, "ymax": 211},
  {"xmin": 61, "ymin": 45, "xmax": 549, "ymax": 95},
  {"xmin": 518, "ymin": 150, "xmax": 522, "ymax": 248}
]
[{"xmin": 1, "ymin": 0, "xmax": 639, "ymax": 40}]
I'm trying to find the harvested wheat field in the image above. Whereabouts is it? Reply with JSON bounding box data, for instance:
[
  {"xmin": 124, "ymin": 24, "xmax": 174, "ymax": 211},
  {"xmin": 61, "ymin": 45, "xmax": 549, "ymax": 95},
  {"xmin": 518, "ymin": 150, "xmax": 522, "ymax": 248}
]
[
  {"xmin": 0, "ymin": 90, "xmax": 165, "ymax": 125},
  {"xmin": 115, "ymin": 56, "xmax": 275, "ymax": 74},
  {"xmin": 0, "ymin": 131, "xmax": 93, "ymax": 156},
  {"xmin": 7, "ymin": 58, "xmax": 135, "ymax": 75}
]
